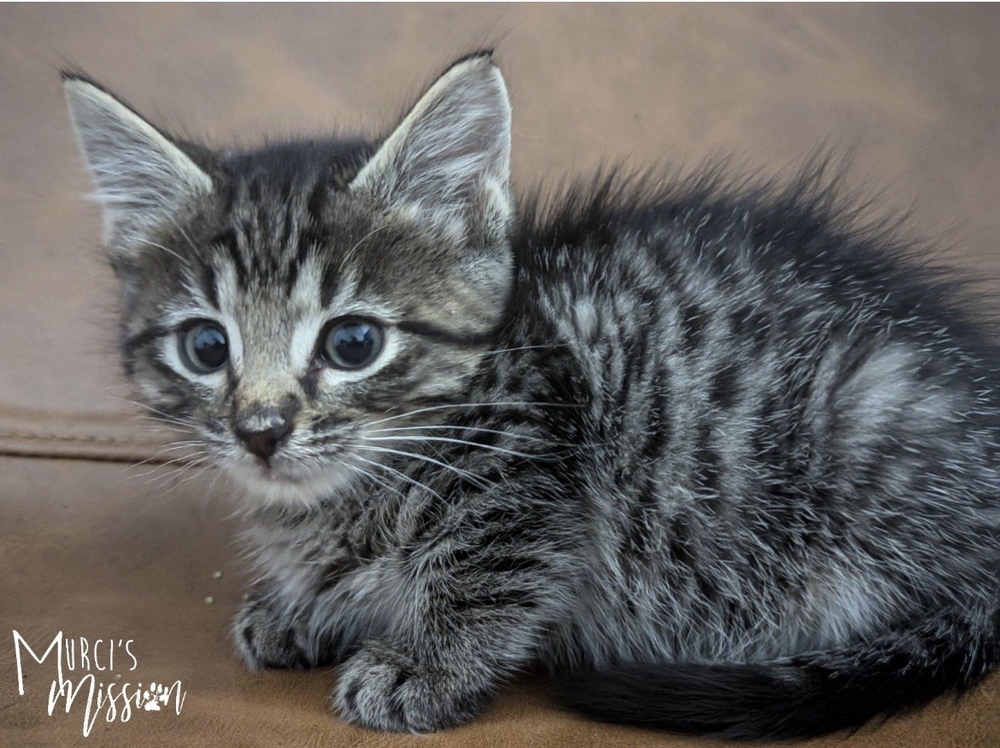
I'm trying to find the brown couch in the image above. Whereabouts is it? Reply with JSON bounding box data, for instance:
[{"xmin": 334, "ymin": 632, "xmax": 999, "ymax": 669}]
[{"xmin": 2, "ymin": 5, "xmax": 998, "ymax": 746}]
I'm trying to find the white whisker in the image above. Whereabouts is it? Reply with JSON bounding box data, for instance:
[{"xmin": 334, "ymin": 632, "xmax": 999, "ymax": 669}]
[
  {"xmin": 349, "ymin": 454, "xmax": 445, "ymax": 503},
  {"xmin": 347, "ymin": 444, "xmax": 496, "ymax": 492},
  {"xmin": 135, "ymin": 454, "xmax": 211, "ymax": 487},
  {"xmin": 479, "ymin": 343, "xmax": 571, "ymax": 356},
  {"xmin": 126, "ymin": 440, "xmax": 204, "ymax": 470},
  {"xmin": 129, "ymin": 451, "xmax": 202, "ymax": 481},
  {"xmin": 363, "ymin": 423, "xmax": 559, "ymax": 445},
  {"xmin": 142, "ymin": 239, "xmax": 190, "ymax": 267},
  {"xmin": 342, "ymin": 461, "xmax": 406, "ymax": 501},
  {"xmin": 361, "ymin": 434, "xmax": 539, "ymax": 460},
  {"xmin": 343, "ymin": 223, "xmax": 391, "ymax": 263},
  {"xmin": 363, "ymin": 400, "xmax": 584, "ymax": 429}
]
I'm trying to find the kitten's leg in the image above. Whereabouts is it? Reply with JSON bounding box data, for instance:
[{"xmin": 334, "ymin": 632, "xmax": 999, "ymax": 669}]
[
  {"xmin": 232, "ymin": 505, "xmax": 368, "ymax": 670},
  {"xmin": 330, "ymin": 503, "xmax": 570, "ymax": 732},
  {"xmin": 233, "ymin": 589, "xmax": 320, "ymax": 669},
  {"xmin": 333, "ymin": 633, "xmax": 507, "ymax": 732}
]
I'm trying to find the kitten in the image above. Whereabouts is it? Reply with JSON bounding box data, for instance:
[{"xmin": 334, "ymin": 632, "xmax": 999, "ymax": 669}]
[{"xmin": 63, "ymin": 52, "xmax": 1000, "ymax": 739}]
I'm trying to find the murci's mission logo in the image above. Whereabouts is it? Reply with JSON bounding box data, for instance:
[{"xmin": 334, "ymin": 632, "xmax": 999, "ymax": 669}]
[{"xmin": 12, "ymin": 630, "xmax": 187, "ymax": 737}]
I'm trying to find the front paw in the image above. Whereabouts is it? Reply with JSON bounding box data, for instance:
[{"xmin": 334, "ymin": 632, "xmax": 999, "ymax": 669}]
[
  {"xmin": 233, "ymin": 592, "xmax": 315, "ymax": 670},
  {"xmin": 333, "ymin": 640, "xmax": 489, "ymax": 732}
]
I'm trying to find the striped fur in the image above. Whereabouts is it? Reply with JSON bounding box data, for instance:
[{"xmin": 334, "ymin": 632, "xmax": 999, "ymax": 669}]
[{"xmin": 65, "ymin": 53, "xmax": 1000, "ymax": 737}]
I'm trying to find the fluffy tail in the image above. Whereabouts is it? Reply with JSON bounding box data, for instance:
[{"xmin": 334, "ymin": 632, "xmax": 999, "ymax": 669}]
[{"xmin": 556, "ymin": 614, "xmax": 1000, "ymax": 740}]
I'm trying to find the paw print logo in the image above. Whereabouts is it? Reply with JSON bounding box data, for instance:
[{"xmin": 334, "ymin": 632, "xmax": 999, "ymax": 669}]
[{"xmin": 142, "ymin": 682, "xmax": 170, "ymax": 711}]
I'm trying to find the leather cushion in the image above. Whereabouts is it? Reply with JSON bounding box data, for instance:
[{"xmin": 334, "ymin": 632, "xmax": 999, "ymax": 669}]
[{"xmin": 1, "ymin": 5, "xmax": 998, "ymax": 745}]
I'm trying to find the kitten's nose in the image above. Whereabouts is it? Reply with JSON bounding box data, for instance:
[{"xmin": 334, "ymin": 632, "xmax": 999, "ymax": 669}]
[{"xmin": 234, "ymin": 413, "xmax": 293, "ymax": 462}]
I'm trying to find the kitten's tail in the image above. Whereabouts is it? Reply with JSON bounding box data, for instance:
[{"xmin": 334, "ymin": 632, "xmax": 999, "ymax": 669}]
[{"xmin": 556, "ymin": 612, "xmax": 1000, "ymax": 740}]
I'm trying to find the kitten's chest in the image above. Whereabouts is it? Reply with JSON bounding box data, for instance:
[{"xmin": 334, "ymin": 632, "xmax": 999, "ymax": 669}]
[{"xmin": 247, "ymin": 500, "xmax": 390, "ymax": 590}]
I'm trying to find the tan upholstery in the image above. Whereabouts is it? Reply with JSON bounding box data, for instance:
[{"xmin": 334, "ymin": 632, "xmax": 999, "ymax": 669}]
[{"xmin": 2, "ymin": 5, "xmax": 998, "ymax": 746}]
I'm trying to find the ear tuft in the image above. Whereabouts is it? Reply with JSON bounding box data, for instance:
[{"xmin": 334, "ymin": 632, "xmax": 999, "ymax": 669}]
[
  {"xmin": 350, "ymin": 54, "xmax": 511, "ymax": 224},
  {"xmin": 63, "ymin": 76, "xmax": 213, "ymax": 251},
  {"xmin": 449, "ymin": 49, "xmax": 496, "ymax": 66}
]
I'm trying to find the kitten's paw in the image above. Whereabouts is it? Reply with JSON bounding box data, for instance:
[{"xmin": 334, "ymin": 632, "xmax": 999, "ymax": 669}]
[
  {"xmin": 233, "ymin": 593, "xmax": 314, "ymax": 670},
  {"xmin": 333, "ymin": 640, "xmax": 488, "ymax": 732}
]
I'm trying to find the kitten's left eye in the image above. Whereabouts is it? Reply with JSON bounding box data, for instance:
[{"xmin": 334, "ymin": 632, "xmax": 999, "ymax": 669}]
[
  {"xmin": 322, "ymin": 319, "xmax": 384, "ymax": 370},
  {"xmin": 180, "ymin": 322, "xmax": 229, "ymax": 374}
]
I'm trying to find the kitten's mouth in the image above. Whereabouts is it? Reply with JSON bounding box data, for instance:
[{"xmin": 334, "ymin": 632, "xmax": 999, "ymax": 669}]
[
  {"xmin": 223, "ymin": 452, "xmax": 356, "ymax": 505},
  {"xmin": 248, "ymin": 459, "xmax": 313, "ymax": 484},
  {"xmin": 255, "ymin": 464, "xmax": 298, "ymax": 482}
]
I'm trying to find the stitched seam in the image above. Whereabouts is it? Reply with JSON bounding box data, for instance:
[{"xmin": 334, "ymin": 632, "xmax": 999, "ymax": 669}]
[
  {"xmin": 0, "ymin": 449, "xmax": 174, "ymax": 466},
  {"xmin": 0, "ymin": 431, "xmax": 163, "ymax": 446}
]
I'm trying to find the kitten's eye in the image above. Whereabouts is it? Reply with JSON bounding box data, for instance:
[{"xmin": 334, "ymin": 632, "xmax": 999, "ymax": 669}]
[
  {"xmin": 180, "ymin": 322, "xmax": 229, "ymax": 374},
  {"xmin": 322, "ymin": 319, "xmax": 384, "ymax": 370}
]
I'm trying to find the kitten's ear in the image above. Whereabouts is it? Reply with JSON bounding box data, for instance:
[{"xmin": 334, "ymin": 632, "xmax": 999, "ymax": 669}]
[
  {"xmin": 350, "ymin": 53, "xmax": 511, "ymax": 228},
  {"xmin": 62, "ymin": 74, "xmax": 213, "ymax": 251}
]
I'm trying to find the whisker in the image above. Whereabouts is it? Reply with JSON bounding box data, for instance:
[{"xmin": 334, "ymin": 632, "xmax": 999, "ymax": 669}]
[
  {"xmin": 161, "ymin": 212, "xmax": 204, "ymax": 269},
  {"xmin": 360, "ymin": 435, "xmax": 539, "ymax": 460},
  {"xmin": 136, "ymin": 421, "xmax": 193, "ymax": 435},
  {"xmin": 363, "ymin": 425, "xmax": 607, "ymax": 453},
  {"xmin": 114, "ymin": 398, "xmax": 199, "ymax": 431},
  {"xmin": 478, "ymin": 344, "xmax": 571, "ymax": 356},
  {"xmin": 363, "ymin": 401, "xmax": 584, "ymax": 429},
  {"xmin": 349, "ymin": 454, "xmax": 445, "ymax": 503},
  {"xmin": 128, "ymin": 452, "xmax": 201, "ymax": 481},
  {"xmin": 134, "ymin": 453, "xmax": 209, "ymax": 485},
  {"xmin": 347, "ymin": 444, "xmax": 496, "ymax": 492},
  {"xmin": 342, "ymin": 461, "xmax": 406, "ymax": 501},
  {"xmin": 363, "ymin": 424, "xmax": 560, "ymax": 445},
  {"xmin": 141, "ymin": 239, "xmax": 190, "ymax": 267},
  {"xmin": 126, "ymin": 441, "xmax": 204, "ymax": 470},
  {"xmin": 143, "ymin": 460, "xmax": 212, "ymax": 497},
  {"xmin": 139, "ymin": 415, "xmax": 196, "ymax": 431},
  {"xmin": 344, "ymin": 223, "xmax": 391, "ymax": 262},
  {"xmin": 171, "ymin": 460, "xmax": 217, "ymax": 489}
]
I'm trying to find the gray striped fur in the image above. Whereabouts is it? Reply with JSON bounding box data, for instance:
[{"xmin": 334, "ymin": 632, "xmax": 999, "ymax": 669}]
[{"xmin": 65, "ymin": 53, "xmax": 1000, "ymax": 736}]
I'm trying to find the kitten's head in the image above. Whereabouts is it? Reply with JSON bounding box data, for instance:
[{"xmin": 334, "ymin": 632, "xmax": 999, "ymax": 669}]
[{"xmin": 64, "ymin": 53, "xmax": 513, "ymax": 505}]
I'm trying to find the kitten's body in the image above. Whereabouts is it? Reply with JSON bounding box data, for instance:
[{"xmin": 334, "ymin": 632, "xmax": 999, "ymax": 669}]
[{"xmin": 64, "ymin": 54, "xmax": 1000, "ymax": 739}]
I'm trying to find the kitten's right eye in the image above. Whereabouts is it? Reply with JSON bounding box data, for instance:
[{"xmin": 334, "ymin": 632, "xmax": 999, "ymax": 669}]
[
  {"xmin": 179, "ymin": 322, "xmax": 229, "ymax": 374},
  {"xmin": 321, "ymin": 318, "xmax": 384, "ymax": 370}
]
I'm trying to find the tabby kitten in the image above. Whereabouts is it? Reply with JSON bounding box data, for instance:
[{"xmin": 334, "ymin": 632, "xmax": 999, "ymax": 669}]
[{"xmin": 64, "ymin": 52, "xmax": 1000, "ymax": 739}]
